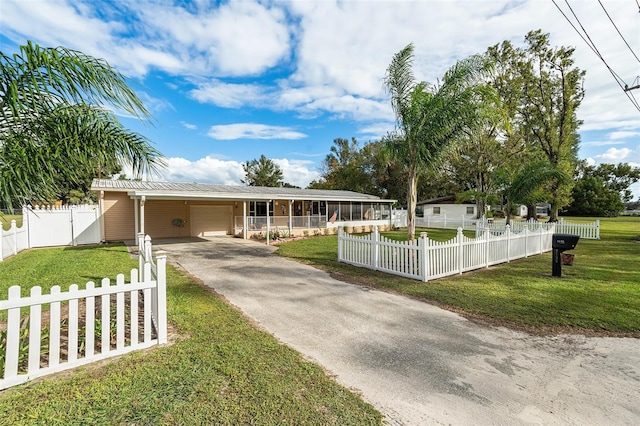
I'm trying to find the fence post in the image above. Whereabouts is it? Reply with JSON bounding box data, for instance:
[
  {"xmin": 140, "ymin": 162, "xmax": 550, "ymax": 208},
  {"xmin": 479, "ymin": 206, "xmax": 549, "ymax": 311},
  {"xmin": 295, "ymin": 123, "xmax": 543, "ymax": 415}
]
[
  {"xmin": 4, "ymin": 285, "xmax": 21, "ymax": 381},
  {"xmin": 596, "ymin": 219, "xmax": 600, "ymax": 240},
  {"xmin": 11, "ymin": 220, "xmax": 17, "ymax": 256},
  {"xmin": 484, "ymin": 227, "xmax": 490, "ymax": 268},
  {"xmin": 524, "ymin": 225, "xmax": 529, "ymax": 258},
  {"xmin": 457, "ymin": 227, "xmax": 463, "ymax": 275},
  {"xmin": 505, "ymin": 225, "xmax": 511, "ymax": 262},
  {"xmin": 420, "ymin": 232, "xmax": 428, "ymax": 282},
  {"xmin": 372, "ymin": 226, "xmax": 379, "ymax": 270},
  {"xmin": 0, "ymin": 220, "xmax": 3, "ymax": 261},
  {"xmin": 338, "ymin": 227, "xmax": 343, "ymax": 261},
  {"xmin": 155, "ymin": 250, "xmax": 168, "ymax": 344},
  {"xmin": 137, "ymin": 232, "xmax": 145, "ymax": 280}
]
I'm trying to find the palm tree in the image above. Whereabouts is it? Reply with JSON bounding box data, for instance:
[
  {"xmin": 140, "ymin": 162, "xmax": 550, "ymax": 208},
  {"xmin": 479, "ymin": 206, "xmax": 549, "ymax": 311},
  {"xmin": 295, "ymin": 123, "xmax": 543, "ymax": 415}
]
[
  {"xmin": 502, "ymin": 161, "xmax": 568, "ymax": 225},
  {"xmin": 0, "ymin": 41, "xmax": 164, "ymax": 209},
  {"xmin": 383, "ymin": 43, "xmax": 492, "ymax": 240}
]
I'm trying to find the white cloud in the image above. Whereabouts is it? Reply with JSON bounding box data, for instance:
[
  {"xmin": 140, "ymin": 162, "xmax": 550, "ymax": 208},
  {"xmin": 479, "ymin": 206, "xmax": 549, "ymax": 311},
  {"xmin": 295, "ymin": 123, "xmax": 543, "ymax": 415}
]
[
  {"xmin": 132, "ymin": 0, "xmax": 291, "ymax": 76},
  {"xmin": 207, "ymin": 123, "xmax": 307, "ymax": 140},
  {"xmin": 609, "ymin": 131, "xmax": 640, "ymax": 140},
  {"xmin": 593, "ymin": 147, "xmax": 631, "ymax": 162},
  {"xmin": 582, "ymin": 140, "xmax": 625, "ymax": 147},
  {"xmin": 273, "ymin": 158, "xmax": 320, "ymax": 188},
  {"xmin": 180, "ymin": 121, "xmax": 197, "ymax": 130},
  {"xmin": 154, "ymin": 156, "xmax": 244, "ymax": 185},
  {"xmin": 151, "ymin": 155, "xmax": 318, "ymax": 189},
  {"xmin": 189, "ymin": 80, "xmax": 269, "ymax": 108},
  {"xmin": 356, "ymin": 122, "xmax": 395, "ymax": 140}
]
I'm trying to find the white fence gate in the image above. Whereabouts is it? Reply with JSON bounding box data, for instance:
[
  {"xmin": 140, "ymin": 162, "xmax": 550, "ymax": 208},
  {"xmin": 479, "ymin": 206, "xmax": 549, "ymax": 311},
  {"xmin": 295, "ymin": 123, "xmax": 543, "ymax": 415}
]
[
  {"xmin": 338, "ymin": 225, "xmax": 555, "ymax": 282},
  {"xmin": 0, "ymin": 238, "xmax": 167, "ymax": 390},
  {"xmin": 1, "ymin": 205, "xmax": 101, "ymax": 261}
]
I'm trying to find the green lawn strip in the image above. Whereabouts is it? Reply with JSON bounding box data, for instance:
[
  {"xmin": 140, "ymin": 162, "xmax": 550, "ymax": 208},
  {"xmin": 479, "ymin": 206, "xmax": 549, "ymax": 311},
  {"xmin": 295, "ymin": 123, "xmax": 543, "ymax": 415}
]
[
  {"xmin": 275, "ymin": 218, "xmax": 640, "ymax": 334},
  {"xmin": 0, "ymin": 246, "xmax": 382, "ymax": 425}
]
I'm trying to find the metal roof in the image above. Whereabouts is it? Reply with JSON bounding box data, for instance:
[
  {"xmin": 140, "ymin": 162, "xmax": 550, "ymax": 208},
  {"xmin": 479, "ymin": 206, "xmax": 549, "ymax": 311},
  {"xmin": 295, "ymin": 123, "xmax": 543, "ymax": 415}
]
[{"xmin": 91, "ymin": 179, "xmax": 394, "ymax": 202}]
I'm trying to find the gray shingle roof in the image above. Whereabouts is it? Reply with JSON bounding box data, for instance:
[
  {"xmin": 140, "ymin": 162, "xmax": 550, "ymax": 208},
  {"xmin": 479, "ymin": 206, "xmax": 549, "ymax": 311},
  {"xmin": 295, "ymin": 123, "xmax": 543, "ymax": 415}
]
[{"xmin": 91, "ymin": 179, "xmax": 393, "ymax": 202}]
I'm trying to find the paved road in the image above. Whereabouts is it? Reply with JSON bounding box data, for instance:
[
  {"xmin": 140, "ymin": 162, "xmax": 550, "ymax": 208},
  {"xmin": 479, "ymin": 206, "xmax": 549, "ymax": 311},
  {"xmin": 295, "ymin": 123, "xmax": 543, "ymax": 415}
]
[{"xmin": 153, "ymin": 237, "xmax": 640, "ymax": 425}]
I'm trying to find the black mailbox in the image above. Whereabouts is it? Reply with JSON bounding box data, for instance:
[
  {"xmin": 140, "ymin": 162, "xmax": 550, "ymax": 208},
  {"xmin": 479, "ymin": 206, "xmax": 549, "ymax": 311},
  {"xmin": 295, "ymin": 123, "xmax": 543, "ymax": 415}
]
[{"xmin": 552, "ymin": 233, "xmax": 580, "ymax": 277}]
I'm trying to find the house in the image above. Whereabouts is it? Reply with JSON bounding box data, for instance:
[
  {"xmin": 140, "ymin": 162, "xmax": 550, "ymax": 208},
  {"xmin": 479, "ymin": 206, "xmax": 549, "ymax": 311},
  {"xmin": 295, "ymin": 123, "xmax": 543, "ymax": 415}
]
[
  {"xmin": 90, "ymin": 179, "xmax": 395, "ymax": 241},
  {"xmin": 415, "ymin": 195, "xmax": 479, "ymax": 219}
]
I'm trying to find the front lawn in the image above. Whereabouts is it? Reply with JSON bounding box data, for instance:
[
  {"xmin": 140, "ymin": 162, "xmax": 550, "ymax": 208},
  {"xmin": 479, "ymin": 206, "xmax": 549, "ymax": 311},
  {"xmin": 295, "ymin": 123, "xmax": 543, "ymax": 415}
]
[
  {"xmin": 0, "ymin": 245, "xmax": 382, "ymax": 425},
  {"xmin": 276, "ymin": 217, "xmax": 640, "ymax": 335}
]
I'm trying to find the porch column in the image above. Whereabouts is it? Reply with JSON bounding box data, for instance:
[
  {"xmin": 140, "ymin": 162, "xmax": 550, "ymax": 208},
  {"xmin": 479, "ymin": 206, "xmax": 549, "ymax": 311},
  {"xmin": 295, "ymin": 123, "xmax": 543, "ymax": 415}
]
[
  {"xmin": 134, "ymin": 196, "xmax": 139, "ymax": 238},
  {"xmin": 243, "ymin": 201, "xmax": 247, "ymax": 240},
  {"xmin": 266, "ymin": 200, "xmax": 271, "ymax": 245},
  {"xmin": 288, "ymin": 200, "xmax": 293, "ymax": 236},
  {"xmin": 140, "ymin": 195, "xmax": 146, "ymax": 234},
  {"xmin": 98, "ymin": 190, "xmax": 105, "ymax": 242}
]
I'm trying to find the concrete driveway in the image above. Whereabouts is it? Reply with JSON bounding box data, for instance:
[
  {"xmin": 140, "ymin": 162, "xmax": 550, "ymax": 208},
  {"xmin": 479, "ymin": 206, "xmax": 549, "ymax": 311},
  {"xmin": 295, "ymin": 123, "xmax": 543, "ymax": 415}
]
[{"xmin": 153, "ymin": 237, "xmax": 640, "ymax": 425}]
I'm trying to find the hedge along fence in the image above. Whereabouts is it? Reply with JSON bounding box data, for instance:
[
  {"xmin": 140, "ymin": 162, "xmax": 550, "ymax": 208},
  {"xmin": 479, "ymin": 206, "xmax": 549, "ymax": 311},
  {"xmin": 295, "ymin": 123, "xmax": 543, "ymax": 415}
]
[
  {"xmin": 338, "ymin": 225, "xmax": 555, "ymax": 282},
  {"xmin": 0, "ymin": 241, "xmax": 167, "ymax": 390}
]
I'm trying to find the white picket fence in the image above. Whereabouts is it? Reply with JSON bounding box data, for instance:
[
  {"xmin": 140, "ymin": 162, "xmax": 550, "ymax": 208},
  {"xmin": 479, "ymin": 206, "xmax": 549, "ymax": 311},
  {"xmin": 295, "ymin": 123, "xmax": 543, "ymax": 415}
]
[
  {"xmin": 477, "ymin": 218, "xmax": 600, "ymax": 240},
  {"xmin": 1, "ymin": 205, "xmax": 101, "ymax": 261},
  {"xmin": 338, "ymin": 225, "xmax": 555, "ymax": 282},
  {"xmin": 0, "ymin": 237, "xmax": 167, "ymax": 390}
]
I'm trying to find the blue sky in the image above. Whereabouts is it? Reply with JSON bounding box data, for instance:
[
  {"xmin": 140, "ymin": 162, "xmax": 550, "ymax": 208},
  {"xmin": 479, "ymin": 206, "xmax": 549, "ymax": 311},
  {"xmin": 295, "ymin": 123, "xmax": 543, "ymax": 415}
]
[{"xmin": 1, "ymin": 0, "xmax": 639, "ymax": 199}]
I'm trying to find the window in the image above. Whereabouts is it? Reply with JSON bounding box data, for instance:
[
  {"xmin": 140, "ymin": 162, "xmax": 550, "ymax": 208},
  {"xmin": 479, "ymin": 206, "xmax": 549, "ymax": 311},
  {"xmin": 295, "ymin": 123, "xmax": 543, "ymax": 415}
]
[
  {"xmin": 249, "ymin": 201, "xmax": 273, "ymax": 216},
  {"xmin": 466, "ymin": 206, "xmax": 474, "ymax": 215},
  {"xmin": 433, "ymin": 207, "xmax": 441, "ymax": 215},
  {"xmin": 416, "ymin": 206, "xmax": 424, "ymax": 218}
]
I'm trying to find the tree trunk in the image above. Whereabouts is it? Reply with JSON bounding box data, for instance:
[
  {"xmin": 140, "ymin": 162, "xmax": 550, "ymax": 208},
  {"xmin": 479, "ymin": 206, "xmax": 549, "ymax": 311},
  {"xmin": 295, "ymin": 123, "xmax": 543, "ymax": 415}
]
[
  {"xmin": 549, "ymin": 201, "xmax": 559, "ymax": 222},
  {"xmin": 526, "ymin": 203, "xmax": 537, "ymax": 221},
  {"xmin": 407, "ymin": 171, "xmax": 418, "ymax": 241},
  {"xmin": 476, "ymin": 198, "xmax": 485, "ymax": 219}
]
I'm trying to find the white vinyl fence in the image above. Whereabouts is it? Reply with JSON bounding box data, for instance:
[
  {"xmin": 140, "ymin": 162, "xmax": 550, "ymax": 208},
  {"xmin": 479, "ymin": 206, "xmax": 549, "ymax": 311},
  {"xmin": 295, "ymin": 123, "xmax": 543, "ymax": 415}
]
[
  {"xmin": 338, "ymin": 225, "xmax": 555, "ymax": 282},
  {"xmin": 1, "ymin": 205, "xmax": 100, "ymax": 261},
  {"xmin": 0, "ymin": 237, "xmax": 167, "ymax": 390},
  {"xmin": 476, "ymin": 218, "xmax": 600, "ymax": 240},
  {"xmin": 1, "ymin": 220, "xmax": 27, "ymax": 261}
]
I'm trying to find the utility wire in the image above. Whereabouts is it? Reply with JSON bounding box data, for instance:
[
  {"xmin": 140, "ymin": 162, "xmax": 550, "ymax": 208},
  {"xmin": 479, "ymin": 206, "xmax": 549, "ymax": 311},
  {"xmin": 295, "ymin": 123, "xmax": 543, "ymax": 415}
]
[
  {"xmin": 598, "ymin": 0, "xmax": 640, "ymax": 63},
  {"xmin": 551, "ymin": 0, "xmax": 640, "ymax": 111}
]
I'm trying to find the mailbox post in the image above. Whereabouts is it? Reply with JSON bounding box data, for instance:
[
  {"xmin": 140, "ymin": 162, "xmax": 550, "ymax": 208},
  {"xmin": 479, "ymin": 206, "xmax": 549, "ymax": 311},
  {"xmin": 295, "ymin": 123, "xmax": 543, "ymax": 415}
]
[{"xmin": 552, "ymin": 234, "xmax": 580, "ymax": 277}]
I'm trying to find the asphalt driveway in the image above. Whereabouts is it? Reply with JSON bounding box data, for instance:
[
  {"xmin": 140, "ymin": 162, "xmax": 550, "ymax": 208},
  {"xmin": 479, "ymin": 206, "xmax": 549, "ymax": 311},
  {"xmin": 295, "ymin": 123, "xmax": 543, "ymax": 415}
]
[{"xmin": 152, "ymin": 237, "xmax": 640, "ymax": 425}]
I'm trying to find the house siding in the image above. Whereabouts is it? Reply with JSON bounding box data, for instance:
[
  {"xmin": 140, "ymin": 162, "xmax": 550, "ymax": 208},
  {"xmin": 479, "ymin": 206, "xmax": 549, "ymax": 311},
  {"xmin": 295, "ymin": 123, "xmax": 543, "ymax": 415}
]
[{"xmin": 103, "ymin": 192, "xmax": 135, "ymax": 241}]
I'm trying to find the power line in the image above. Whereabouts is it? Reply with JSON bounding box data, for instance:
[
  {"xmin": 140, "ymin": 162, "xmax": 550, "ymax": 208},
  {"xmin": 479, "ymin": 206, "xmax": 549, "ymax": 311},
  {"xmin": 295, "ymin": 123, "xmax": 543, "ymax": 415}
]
[
  {"xmin": 598, "ymin": 0, "xmax": 640, "ymax": 63},
  {"xmin": 551, "ymin": 0, "xmax": 640, "ymax": 112}
]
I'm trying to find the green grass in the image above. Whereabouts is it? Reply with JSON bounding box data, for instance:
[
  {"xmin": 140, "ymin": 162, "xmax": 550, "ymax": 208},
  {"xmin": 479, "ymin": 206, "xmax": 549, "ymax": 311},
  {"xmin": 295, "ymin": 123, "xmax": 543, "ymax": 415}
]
[
  {"xmin": 0, "ymin": 245, "xmax": 382, "ymax": 425},
  {"xmin": 0, "ymin": 214, "xmax": 22, "ymax": 231},
  {"xmin": 276, "ymin": 217, "xmax": 640, "ymax": 335}
]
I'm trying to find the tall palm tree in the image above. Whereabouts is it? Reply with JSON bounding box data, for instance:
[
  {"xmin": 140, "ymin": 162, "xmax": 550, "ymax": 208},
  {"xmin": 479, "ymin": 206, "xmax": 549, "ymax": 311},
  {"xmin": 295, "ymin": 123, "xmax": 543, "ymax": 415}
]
[
  {"xmin": 384, "ymin": 43, "xmax": 492, "ymax": 240},
  {"xmin": 0, "ymin": 41, "xmax": 164, "ymax": 209}
]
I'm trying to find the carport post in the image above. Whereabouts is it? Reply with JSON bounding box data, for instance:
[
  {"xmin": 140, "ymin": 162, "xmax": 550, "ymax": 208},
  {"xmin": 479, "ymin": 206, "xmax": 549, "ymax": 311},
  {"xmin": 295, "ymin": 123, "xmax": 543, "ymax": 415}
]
[
  {"xmin": 266, "ymin": 199, "xmax": 271, "ymax": 246},
  {"xmin": 288, "ymin": 200, "xmax": 293, "ymax": 237},
  {"xmin": 243, "ymin": 201, "xmax": 247, "ymax": 240}
]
